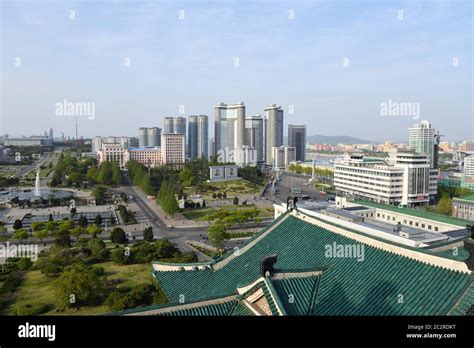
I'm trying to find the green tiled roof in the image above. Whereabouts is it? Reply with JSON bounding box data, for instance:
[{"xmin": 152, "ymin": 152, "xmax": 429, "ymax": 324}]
[
  {"xmin": 153, "ymin": 214, "xmax": 473, "ymax": 315},
  {"xmin": 453, "ymin": 195, "xmax": 474, "ymax": 203},
  {"xmin": 230, "ymin": 302, "xmax": 254, "ymax": 316},
  {"xmin": 354, "ymin": 199, "xmax": 472, "ymax": 227},
  {"xmin": 450, "ymin": 281, "xmax": 474, "ymax": 315},
  {"xmin": 272, "ymin": 275, "xmax": 320, "ymax": 315},
  {"xmin": 434, "ymin": 247, "xmax": 470, "ymax": 261},
  {"xmin": 157, "ymin": 300, "xmax": 237, "ymax": 316}
]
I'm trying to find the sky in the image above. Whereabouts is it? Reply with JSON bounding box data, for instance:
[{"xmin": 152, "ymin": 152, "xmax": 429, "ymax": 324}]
[{"xmin": 1, "ymin": 0, "xmax": 472, "ymax": 142}]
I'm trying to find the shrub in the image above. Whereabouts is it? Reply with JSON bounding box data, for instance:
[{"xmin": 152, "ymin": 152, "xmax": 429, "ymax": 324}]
[
  {"xmin": 17, "ymin": 258, "xmax": 33, "ymax": 271},
  {"xmin": 12, "ymin": 303, "xmax": 50, "ymax": 316},
  {"xmin": 110, "ymin": 227, "xmax": 127, "ymax": 244}
]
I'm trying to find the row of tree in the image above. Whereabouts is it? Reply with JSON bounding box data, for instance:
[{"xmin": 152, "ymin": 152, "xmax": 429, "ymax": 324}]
[
  {"xmin": 287, "ymin": 163, "xmax": 333, "ymax": 178},
  {"xmin": 156, "ymin": 180, "xmax": 180, "ymax": 218}
]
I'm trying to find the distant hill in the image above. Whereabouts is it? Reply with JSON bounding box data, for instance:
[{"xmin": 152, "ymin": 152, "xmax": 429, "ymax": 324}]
[{"xmin": 284, "ymin": 135, "xmax": 377, "ymax": 145}]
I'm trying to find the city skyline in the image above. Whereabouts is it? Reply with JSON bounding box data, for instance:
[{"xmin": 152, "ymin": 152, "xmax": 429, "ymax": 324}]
[{"xmin": 1, "ymin": 1, "xmax": 472, "ymax": 141}]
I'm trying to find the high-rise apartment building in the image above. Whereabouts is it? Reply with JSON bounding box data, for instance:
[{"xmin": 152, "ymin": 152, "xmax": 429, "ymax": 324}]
[
  {"xmin": 288, "ymin": 124, "xmax": 306, "ymax": 162},
  {"xmin": 164, "ymin": 117, "xmax": 174, "ymax": 134},
  {"xmin": 244, "ymin": 115, "xmax": 264, "ymax": 163},
  {"xmin": 409, "ymin": 120, "xmax": 439, "ymax": 169},
  {"xmin": 138, "ymin": 127, "xmax": 161, "ymax": 147},
  {"xmin": 188, "ymin": 115, "xmax": 209, "ymax": 159},
  {"xmin": 264, "ymin": 104, "xmax": 284, "ymax": 165},
  {"xmin": 214, "ymin": 102, "xmax": 245, "ymax": 156}
]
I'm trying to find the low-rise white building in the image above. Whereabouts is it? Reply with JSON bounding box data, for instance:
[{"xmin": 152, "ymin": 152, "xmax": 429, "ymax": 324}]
[
  {"xmin": 125, "ymin": 147, "xmax": 162, "ymax": 168},
  {"xmin": 97, "ymin": 143, "xmax": 127, "ymax": 169},
  {"xmin": 334, "ymin": 150, "xmax": 437, "ymax": 207}
]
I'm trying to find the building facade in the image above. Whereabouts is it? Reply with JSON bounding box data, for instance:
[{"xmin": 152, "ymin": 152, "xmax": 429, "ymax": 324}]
[
  {"xmin": 97, "ymin": 143, "xmax": 127, "ymax": 169},
  {"xmin": 464, "ymin": 156, "xmax": 474, "ymax": 178},
  {"xmin": 409, "ymin": 120, "xmax": 439, "ymax": 168},
  {"xmin": 272, "ymin": 146, "xmax": 296, "ymax": 170},
  {"xmin": 334, "ymin": 151, "xmax": 437, "ymax": 207},
  {"xmin": 265, "ymin": 104, "xmax": 284, "ymax": 165},
  {"xmin": 244, "ymin": 115, "xmax": 264, "ymax": 163},
  {"xmin": 161, "ymin": 133, "xmax": 185, "ymax": 165},
  {"xmin": 125, "ymin": 147, "xmax": 162, "ymax": 168},
  {"xmin": 452, "ymin": 196, "xmax": 474, "ymax": 221},
  {"xmin": 214, "ymin": 102, "xmax": 245, "ymax": 157},
  {"xmin": 288, "ymin": 124, "xmax": 306, "ymax": 162},
  {"xmin": 4, "ymin": 137, "xmax": 52, "ymax": 147},
  {"xmin": 92, "ymin": 136, "xmax": 131, "ymax": 153},
  {"xmin": 188, "ymin": 115, "xmax": 209, "ymax": 159}
]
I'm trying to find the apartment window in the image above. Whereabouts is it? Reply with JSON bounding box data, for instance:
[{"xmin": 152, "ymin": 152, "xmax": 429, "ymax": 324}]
[
  {"xmin": 428, "ymin": 225, "xmax": 432, "ymax": 230},
  {"xmin": 421, "ymin": 224, "xmax": 425, "ymax": 228},
  {"xmin": 415, "ymin": 222, "xmax": 419, "ymax": 227},
  {"xmin": 392, "ymin": 217, "xmax": 395, "ymax": 221},
  {"xmin": 403, "ymin": 219, "xmax": 407, "ymax": 224},
  {"xmin": 435, "ymin": 227, "xmax": 438, "ymax": 232},
  {"xmin": 409, "ymin": 221, "xmax": 413, "ymax": 225}
]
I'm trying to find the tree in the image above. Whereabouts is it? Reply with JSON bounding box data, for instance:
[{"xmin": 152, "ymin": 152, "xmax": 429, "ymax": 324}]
[
  {"xmin": 223, "ymin": 192, "xmax": 227, "ymax": 199},
  {"xmin": 34, "ymin": 229, "xmax": 49, "ymax": 245},
  {"xmin": 70, "ymin": 207, "xmax": 77, "ymax": 215},
  {"xmin": 13, "ymin": 219, "xmax": 22, "ymax": 230},
  {"xmin": 48, "ymin": 213, "xmax": 54, "ymax": 222},
  {"xmin": 71, "ymin": 227, "xmax": 84, "ymax": 240},
  {"xmin": 202, "ymin": 200, "xmax": 206, "ymax": 208},
  {"xmin": 437, "ymin": 193, "xmax": 453, "ymax": 216},
  {"xmin": 13, "ymin": 228, "xmax": 28, "ymax": 243},
  {"xmin": 207, "ymin": 223, "xmax": 228, "ymax": 249},
  {"xmin": 233, "ymin": 196, "xmax": 239, "ymax": 205},
  {"xmin": 94, "ymin": 214, "xmax": 103, "ymax": 226},
  {"xmin": 141, "ymin": 175, "xmax": 153, "ymax": 195},
  {"xmin": 143, "ymin": 227, "xmax": 154, "ymax": 242},
  {"xmin": 112, "ymin": 162, "xmax": 122, "ymax": 185},
  {"xmin": 59, "ymin": 219, "xmax": 74, "ymax": 231},
  {"xmin": 53, "ymin": 229, "xmax": 71, "ymax": 246},
  {"xmin": 92, "ymin": 186, "xmax": 107, "ymax": 205},
  {"xmin": 0, "ymin": 225, "xmax": 7, "ymax": 237},
  {"xmin": 163, "ymin": 194, "xmax": 180, "ymax": 218},
  {"xmin": 110, "ymin": 227, "xmax": 127, "ymax": 244},
  {"xmin": 31, "ymin": 221, "xmax": 45, "ymax": 232},
  {"xmin": 87, "ymin": 225, "xmax": 102, "ymax": 238},
  {"xmin": 55, "ymin": 263, "xmax": 105, "ymax": 308},
  {"xmin": 78, "ymin": 214, "xmax": 88, "ymax": 227}
]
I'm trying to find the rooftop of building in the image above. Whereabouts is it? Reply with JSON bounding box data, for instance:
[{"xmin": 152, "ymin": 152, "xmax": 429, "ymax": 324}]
[
  {"xmin": 111, "ymin": 210, "xmax": 473, "ymax": 316},
  {"xmin": 354, "ymin": 199, "xmax": 472, "ymax": 228}
]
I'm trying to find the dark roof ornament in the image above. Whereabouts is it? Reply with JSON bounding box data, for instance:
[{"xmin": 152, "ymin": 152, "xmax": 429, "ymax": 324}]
[
  {"xmin": 260, "ymin": 255, "xmax": 278, "ymax": 277},
  {"xmin": 464, "ymin": 225, "xmax": 474, "ymax": 271}
]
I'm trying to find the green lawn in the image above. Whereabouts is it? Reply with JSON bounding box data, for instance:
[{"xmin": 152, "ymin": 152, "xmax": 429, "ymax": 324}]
[
  {"xmin": 6, "ymin": 261, "xmax": 153, "ymax": 316},
  {"xmin": 182, "ymin": 205, "xmax": 273, "ymax": 221},
  {"xmin": 184, "ymin": 179, "xmax": 263, "ymax": 199}
]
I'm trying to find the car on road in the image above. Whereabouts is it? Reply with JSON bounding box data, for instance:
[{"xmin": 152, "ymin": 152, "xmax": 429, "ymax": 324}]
[{"xmin": 166, "ymin": 225, "xmax": 174, "ymax": 228}]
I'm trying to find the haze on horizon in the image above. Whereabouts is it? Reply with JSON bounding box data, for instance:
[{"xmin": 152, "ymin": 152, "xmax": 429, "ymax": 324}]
[{"xmin": 1, "ymin": 0, "xmax": 472, "ymax": 142}]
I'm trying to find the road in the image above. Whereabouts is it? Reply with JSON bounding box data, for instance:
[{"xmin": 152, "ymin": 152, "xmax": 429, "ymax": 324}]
[{"xmin": 262, "ymin": 171, "xmax": 335, "ymax": 204}]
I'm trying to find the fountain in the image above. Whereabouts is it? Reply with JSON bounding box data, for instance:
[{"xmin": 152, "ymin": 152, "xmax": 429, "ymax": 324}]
[{"xmin": 34, "ymin": 169, "xmax": 41, "ymax": 197}]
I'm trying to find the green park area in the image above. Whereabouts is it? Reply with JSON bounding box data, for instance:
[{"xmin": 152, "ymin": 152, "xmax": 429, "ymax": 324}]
[
  {"xmin": 0, "ymin": 219, "xmax": 197, "ymax": 316},
  {"xmin": 181, "ymin": 205, "xmax": 273, "ymax": 221},
  {"xmin": 5, "ymin": 261, "xmax": 153, "ymax": 316},
  {"xmin": 184, "ymin": 179, "xmax": 263, "ymax": 200}
]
